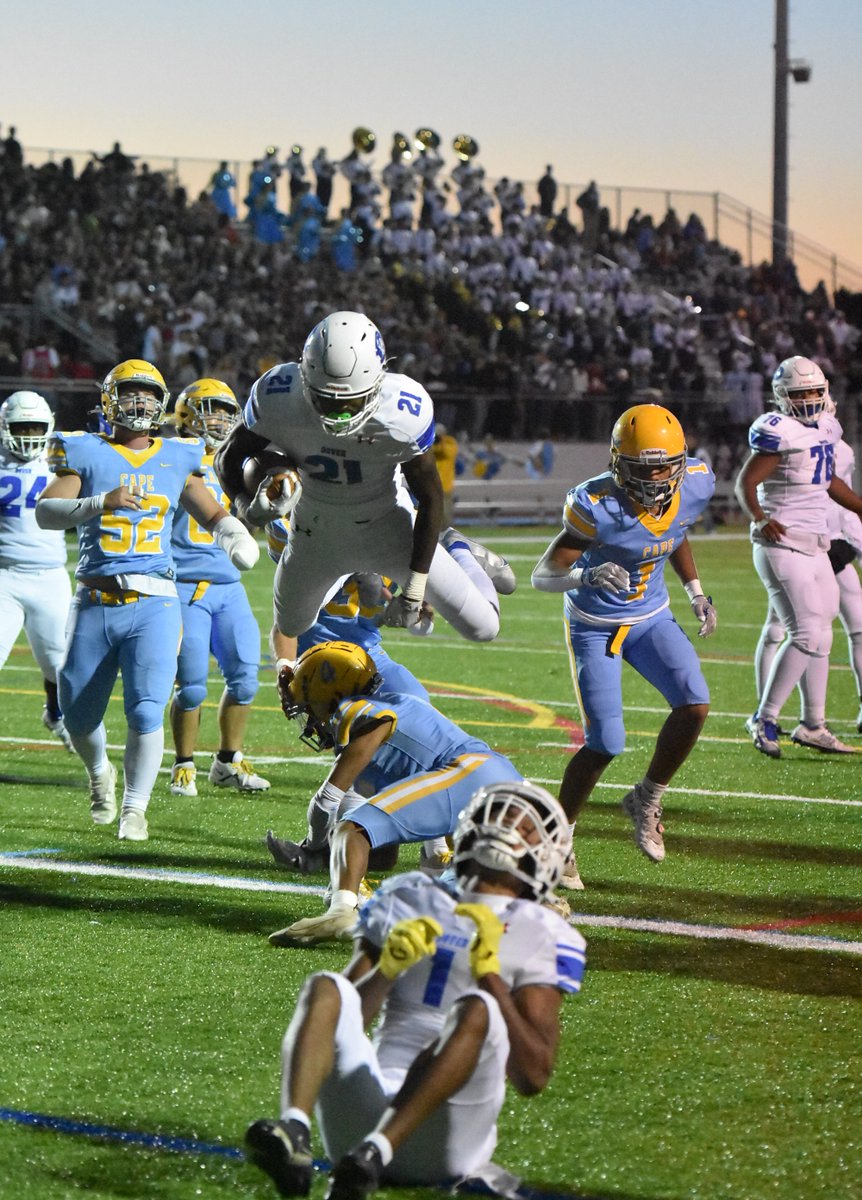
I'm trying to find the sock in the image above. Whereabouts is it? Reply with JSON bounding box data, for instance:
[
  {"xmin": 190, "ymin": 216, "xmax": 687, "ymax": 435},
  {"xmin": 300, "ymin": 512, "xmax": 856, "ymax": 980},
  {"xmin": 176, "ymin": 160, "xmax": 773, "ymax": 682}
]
[
  {"xmin": 69, "ymin": 724, "xmax": 109, "ymax": 778},
  {"xmin": 641, "ymin": 777, "xmax": 668, "ymax": 805},
  {"xmin": 282, "ymin": 1106, "xmax": 311, "ymax": 1131},
  {"xmin": 44, "ymin": 696, "xmax": 63, "ymax": 721},
  {"xmin": 173, "ymin": 756, "xmax": 194, "ymax": 767},
  {"xmin": 445, "ymin": 541, "xmax": 499, "ymax": 608},
  {"xmin": 364, "ymin": 1129, "xmax": 393, "ymax": 1167},
  {"xmin": 123, "ymin": 728, "xmax": 164, "ymax": 811},
  {"xmin": 217, "ymin": 749, "xmax": 238, "ymax": 763}
]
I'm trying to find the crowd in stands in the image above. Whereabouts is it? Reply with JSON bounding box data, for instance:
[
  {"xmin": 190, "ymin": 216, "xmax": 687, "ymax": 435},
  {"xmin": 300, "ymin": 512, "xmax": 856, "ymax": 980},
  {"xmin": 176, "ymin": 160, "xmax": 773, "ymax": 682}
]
[{"xmin": 1, "ymin": 124, "xmax": 860, "ymax": 485}]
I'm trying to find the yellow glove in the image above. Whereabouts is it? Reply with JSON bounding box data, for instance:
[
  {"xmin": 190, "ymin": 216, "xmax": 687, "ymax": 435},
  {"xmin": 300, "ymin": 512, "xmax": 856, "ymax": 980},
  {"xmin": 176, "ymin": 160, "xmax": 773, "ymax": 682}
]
[
  {"xmin": 378, "ymin": 916, "xmax": 443, "ymax": 980},
  {"xmin": 454, "ymin": 902, "xmax": 505, "ymax": 979}
]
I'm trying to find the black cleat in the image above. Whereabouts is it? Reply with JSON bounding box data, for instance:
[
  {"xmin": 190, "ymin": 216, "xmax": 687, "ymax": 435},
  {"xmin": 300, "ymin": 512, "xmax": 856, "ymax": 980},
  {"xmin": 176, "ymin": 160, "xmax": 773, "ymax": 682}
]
[
  {"xmin": 324, "ymin": 1141, "xmax": 384, "ymax": 1200},
  {"xmin": 266, "ymin": 830, "xmax": 329, "ymax": 874},
  {"xmin": 245, "ymin": 1118, "xmax": 313, "ymax": 1196}
]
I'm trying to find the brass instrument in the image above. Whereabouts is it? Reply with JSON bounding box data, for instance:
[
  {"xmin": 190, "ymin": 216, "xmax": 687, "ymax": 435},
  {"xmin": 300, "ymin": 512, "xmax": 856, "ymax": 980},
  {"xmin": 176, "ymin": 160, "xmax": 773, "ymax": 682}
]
[
  {"xmin": 452, "ymin": 134, "xmax": 479, "ymax": 161},
  {"xmin": 414, "ymin": 127, "xmax": 440, "ymax": 152},
  {"xmin": 352, "ymin": 127, "xmax": 376, "ymax": 154},
  {"xmin": 391, "ymin": 132, "xmax": 412, "ymax": 161}
]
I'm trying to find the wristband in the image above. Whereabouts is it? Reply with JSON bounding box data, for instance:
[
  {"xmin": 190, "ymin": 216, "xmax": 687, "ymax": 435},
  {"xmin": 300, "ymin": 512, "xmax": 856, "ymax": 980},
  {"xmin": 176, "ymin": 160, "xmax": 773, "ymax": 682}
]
[
  {"xmin": 755, "ymin": 517, "xmax": 771, "ymax": 532},
  {"xmin": 402, "ymin": 570, "xmax": 428, "ymax": 603},
  {"xmin": 313, "ymin": 780, "xmax": 345, "ymax": 809},
  {"xmin": 683, "ymin": 579, "xmax": 703, "ymax": 601},
  {"xmin": 275, "ymin": 658, "xmax": 296, "ymax": 674}
]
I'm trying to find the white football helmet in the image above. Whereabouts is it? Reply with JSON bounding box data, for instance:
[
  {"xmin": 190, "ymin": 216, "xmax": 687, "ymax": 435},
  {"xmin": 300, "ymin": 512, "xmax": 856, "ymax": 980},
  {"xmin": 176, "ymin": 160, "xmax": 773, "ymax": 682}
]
[
  {"xmin": 300, "ymin": 311, "xmax": 386, "ymax": 437},
  {"xmin": 771, "ymin": 356, "xmax": 829, "ymax": 425},
  {"xmin": 452, "ymin": 780, "xmax": 570, "ymax": 902},
  {"xmin": 0, "ymin": 391, "xmax": 54, "ymax": 460}
]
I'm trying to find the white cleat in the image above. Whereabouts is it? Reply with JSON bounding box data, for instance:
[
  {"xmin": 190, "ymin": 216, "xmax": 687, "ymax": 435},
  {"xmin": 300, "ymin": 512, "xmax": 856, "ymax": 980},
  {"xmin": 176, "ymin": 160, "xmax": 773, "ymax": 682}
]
[
  {"xmin": 621, "ymin": 784, "xmax": 666, "ymax": 862},
  {"xmin": 441, "ymin": 527, "xmax": 517, "ymax": 595},
  {"xmin": 559, "ymin": 848, "xmax": 585, "ymax": 891},
  {"xmin": 790, "ymin": 723, "xmax": 855, "ymax": 754},
  {"xmin": 89, "ymin": 762, "xmax": 118, "ymax": 825},
  {"xmin": 170, "ymin": 762, "xmax": 198, "ymax": 796},
  {"xmin": 209, "ymin": 751, "xmax": 271, "ymax": 791},
  {"xmin": 42, "ymin": 708, "xmax": 74, "ymax": 752},
  {"xmin": 268, "ymin": 905, "xmax": 358, "ymax": 947},
  {"xmin": 118, "ymin": 807, "xmax": 148, "ymax": 841}
]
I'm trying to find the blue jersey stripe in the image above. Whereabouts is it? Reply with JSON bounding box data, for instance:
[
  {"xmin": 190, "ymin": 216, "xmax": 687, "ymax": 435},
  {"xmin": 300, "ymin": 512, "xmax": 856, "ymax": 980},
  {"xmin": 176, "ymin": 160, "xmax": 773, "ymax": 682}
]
[
  {"xmin": 416, "ymin": 417, "xmax": 435, "ymax": 453},
  {"xmin": 749, "ymin": 429, "xmax": 781, "ymax": 452}
]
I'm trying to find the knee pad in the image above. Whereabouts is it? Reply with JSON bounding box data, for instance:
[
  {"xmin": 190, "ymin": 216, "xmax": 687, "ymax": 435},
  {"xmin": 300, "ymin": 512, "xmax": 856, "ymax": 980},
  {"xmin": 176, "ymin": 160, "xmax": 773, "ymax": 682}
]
[
  {"xmin": 173, "ymin": 682, "xmax": 208, "ymax": 711},
  {"xmin": 224, "ymin": 665, "xmax": 259, "ymax": 707},
  {"xmin": 584, "ymin": 720, "xmax": 625, "ymax": 758},
  {"xmin": 790, "ymin": 626, "xmax": 833, "ymax": 658},
  {"xmin": 126, "ymin": 700, "xmax": 166, "ymax": 734}
]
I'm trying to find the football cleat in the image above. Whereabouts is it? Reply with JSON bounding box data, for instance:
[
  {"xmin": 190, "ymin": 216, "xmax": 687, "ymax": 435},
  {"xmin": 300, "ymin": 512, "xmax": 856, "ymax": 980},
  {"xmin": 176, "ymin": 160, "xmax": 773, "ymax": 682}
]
[
  {"xmin": 209, "ymin": 752, "xmax": 270, "ymax": 791},
  {"xmin": 559, "ymin": 848, "xmax": 584, "ymax": 891},
  {"xmin": 266, "ymin": 831, "xmax": 329, "ymax": 874},
  {"xmin": 118, "ymin": 807, "xmax": 148, "ymax": 841},
  {"xmin": 750, "ymin": 716, "xmax": 781, "ymax": 759},
  {"xmin": 857, "ymin": 705, "xmax": 862, "ymax": 735},
  {"xmin": 543, "ymin": 891, "xmax": 572, "ymax": 920},
  {"xmin": 621, "ymin": 784, "xmax": 666, "ymax": 862},
  {"xmin": 245, "ymin": 1118, "xmax": 313, "ymax": 1197},
  {"xmin": 89, "ymin": 762, "xmax": 118, "ymax": 824},
  {"xmin": 790, "ymin": 723, "xmax": 855, "ymax": 754},
  {"xmin": 441, "ymin": 527, "xmax": 517, "ymax": 595},
  {"xmin": 42, "ymin": 707, "xmax": 74, "ymax": 752},
  {"xmin": 170, "ymin": 762, "xmax": 198, "ymax": 796},
  {"xmin": 325, "ymin": 1141, "xmax": 384, "ymax": 1200},
  {"xmin": 269, "ymin": 904, "xmax": 359, "ymax": 948}
]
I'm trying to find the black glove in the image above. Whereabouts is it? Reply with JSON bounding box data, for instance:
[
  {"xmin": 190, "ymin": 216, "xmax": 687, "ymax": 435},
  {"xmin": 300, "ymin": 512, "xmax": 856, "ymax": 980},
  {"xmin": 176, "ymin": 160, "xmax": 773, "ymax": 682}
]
[{"xmin": 827, "ymin": 538, "xmax": 857, "ymax": 574}]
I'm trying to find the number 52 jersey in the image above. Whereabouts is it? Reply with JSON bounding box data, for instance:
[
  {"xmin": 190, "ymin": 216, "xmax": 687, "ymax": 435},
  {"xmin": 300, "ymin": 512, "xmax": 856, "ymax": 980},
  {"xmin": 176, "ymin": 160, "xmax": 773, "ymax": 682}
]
[{"xmin": 47, "ymin": 432, "xmax": 205, "ymax": 580}]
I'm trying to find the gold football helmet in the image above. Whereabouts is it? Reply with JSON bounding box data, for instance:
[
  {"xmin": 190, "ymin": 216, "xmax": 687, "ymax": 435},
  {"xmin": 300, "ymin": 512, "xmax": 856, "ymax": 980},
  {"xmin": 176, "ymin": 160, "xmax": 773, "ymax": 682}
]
[
  {"xmin": 174, "ymin": 378, "xmax": 240, "ymax": 449},
  {"xmin": 100, "ymin": 359, "xmax": 169, "ymax": 433},
  {"xmin": 610, "ymin": 404, "xmax": 686, "ymax": 509},
  {"xmin": 285, "ymin": 641, "xmax": 381, "ymax": 750}
]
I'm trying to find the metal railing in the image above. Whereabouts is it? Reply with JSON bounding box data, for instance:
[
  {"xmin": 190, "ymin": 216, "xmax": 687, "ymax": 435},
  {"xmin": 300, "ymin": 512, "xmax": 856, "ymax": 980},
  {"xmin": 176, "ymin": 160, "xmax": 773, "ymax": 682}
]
[{"xmin": 21, "ymin": 146, "xmax": 862, "ymax": 296}]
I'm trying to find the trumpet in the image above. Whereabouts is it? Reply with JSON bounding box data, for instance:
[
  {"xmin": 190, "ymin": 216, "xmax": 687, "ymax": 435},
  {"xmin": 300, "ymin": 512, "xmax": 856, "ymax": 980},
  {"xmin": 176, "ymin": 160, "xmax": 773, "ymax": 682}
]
[
  {"xmin": 452, "ymin": 134, "xmax": 479, "ymax": 161},
  {"xmin": 391, "ymin": 132, "xmax": 412, "ymax": 161},
  {"xmin": 352, "ymin": 127, "xmax": 376, "ymax": 154},
  {"xmin": 414, "ymin": 127, "xmax": 440, "ymax": 152}
]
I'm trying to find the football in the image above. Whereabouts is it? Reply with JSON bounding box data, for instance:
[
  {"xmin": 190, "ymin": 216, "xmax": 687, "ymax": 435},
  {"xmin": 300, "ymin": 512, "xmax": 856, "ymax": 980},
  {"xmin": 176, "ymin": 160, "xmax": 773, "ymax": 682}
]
[{"xmin": 242, "ymin": 449, "xmax": 294, "ymax": 496}]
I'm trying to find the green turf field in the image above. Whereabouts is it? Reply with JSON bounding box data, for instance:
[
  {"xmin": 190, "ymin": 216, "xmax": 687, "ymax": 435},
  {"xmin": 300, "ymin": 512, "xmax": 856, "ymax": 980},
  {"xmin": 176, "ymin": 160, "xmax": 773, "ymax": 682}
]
[{"xmin": 1, "ymin": 528, "xmax": 860, "ymax": 1200}]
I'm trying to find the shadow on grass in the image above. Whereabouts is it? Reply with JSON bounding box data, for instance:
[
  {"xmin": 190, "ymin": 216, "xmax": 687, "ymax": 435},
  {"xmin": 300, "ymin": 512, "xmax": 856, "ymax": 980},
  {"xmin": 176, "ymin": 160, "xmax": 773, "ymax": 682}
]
[
  {"xmin": 580, "ymin": 825, "xmax": 862, "ymax": 870},
  {"xmin": 584, "ymin": 928, "xmax": 862, "ymax": 998}
]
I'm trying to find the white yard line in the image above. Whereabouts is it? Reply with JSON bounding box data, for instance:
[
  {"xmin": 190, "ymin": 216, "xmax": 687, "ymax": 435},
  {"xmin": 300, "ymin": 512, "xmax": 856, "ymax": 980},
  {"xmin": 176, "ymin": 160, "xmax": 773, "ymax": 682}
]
[{"xmin": 1, "ymin": 853, "xmax": 858, "ymax": 956}]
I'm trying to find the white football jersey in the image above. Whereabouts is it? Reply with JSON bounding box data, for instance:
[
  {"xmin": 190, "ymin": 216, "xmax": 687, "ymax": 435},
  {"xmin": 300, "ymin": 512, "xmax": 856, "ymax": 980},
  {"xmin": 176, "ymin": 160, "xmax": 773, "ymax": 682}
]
[
  {"xmin": 747, "ymin": 410, "xmax": 843, "ymax": 536},
  {"xmin": 358, "ymin": 871, "xmax": 586, "ymax": 1072},
  {"xmin": 826, "ymin": 439, "xmax": 862, "ymax": 553},
  {"xmin": 242, "ymin": 364, "xmax": 435, "ymax": 510},
  {"xmin": 0, "ymin": 448, "xmax": 66, "ymax": 570}
]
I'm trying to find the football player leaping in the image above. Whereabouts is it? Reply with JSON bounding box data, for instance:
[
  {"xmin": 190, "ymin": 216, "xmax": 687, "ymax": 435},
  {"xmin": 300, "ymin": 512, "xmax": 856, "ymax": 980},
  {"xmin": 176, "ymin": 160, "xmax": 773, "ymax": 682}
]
[
  {"xmin": 213, "ymin": 311, "xmax": 514, "ymax": 645},
  {"xmin": 735, "ymin": 355, "xmax": 862, "ymax": 759},
  {"xmin": 35, "ymin": 359, "xmax": 259, "ymax": 841},
  {"xmin": 0, "ymin": 391, "xmax": 73, "ymax": 749},
  {"xmin": 532, "ymin": 404, "xmax": 716, "ymax": 887},
  {"xmin": 245, "ymin": 780, "xmax": 586, "ymax": 1200}
]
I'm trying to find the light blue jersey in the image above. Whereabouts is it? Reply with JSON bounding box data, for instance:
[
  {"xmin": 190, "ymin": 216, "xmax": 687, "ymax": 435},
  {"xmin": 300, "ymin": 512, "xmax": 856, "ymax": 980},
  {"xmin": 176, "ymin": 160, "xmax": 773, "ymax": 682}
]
[
  {"xmin": 0, "ymin": 447, "xmax": 66, "ymax": 570},
  {"xmin": 562, "ymin": 458, "xmax": 714, "ymax": 627},
  {"xmin": 47, "ymin": 432, "xmax": 205, "ymax": 582},
  {"xmin": 171, "ymin": 452, "xmax": 239, "ymax": 584},
  {"xmin": 325, "ymin": 690, "xmax": 522, "ymax": 846}
]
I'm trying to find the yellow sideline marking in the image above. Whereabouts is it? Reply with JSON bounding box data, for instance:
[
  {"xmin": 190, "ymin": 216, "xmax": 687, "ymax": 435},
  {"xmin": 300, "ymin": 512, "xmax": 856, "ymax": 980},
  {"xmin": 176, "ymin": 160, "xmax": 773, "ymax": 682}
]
[{"xmin": 422, "ymin": 678, "xmax": 559, "ymax": 729}]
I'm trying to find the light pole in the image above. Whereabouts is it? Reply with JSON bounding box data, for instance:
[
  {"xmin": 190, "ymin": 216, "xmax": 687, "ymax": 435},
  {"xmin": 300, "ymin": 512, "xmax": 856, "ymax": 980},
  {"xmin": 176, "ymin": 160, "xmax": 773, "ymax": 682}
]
[{"xmin": 772, "ymin": 0, "xmax": 812, "ymax": 267}]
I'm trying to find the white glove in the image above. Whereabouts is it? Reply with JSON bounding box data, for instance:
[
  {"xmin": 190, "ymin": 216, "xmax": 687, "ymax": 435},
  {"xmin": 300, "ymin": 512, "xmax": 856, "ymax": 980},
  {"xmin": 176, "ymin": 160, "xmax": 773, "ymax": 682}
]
[
  {"xmin": 574, "ymin": 561, "xmax": 630, "ymax": 595},
  {"xmin": 690, "ymin": 594, "xmax": 717, "ymax": 638},
  {"xmin": 247, "ymin": 470, "xmax": 301, "ymax": 525},
  {"xmin": 375, "ymin": 594, "xmax": 422, "ymax": 629},
  {"xmin": 212, "ymin": 515, "xmax": 260, "ymax": 570}
]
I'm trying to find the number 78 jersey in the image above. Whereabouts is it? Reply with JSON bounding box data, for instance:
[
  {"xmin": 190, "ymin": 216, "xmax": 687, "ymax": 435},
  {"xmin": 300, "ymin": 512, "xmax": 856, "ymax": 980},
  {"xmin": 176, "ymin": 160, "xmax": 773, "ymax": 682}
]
[
  {"xmin": 242, "ymin": 363, "xmax": 435, "ymax": 509},
  {"xmin": 748, "ymin": 410, "xmax": 842, "ymax": 535}
]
